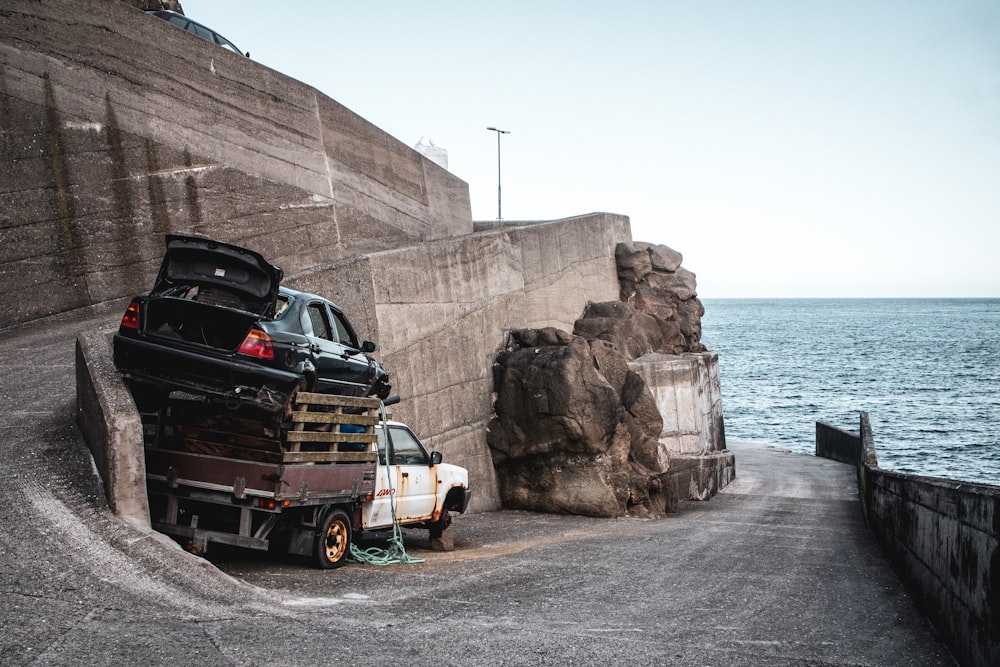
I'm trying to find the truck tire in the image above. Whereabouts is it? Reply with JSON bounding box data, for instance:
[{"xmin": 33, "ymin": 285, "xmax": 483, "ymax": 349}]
[{"xmin": 314, "ymin": 509, "xmax": 352, "ymax": 569}]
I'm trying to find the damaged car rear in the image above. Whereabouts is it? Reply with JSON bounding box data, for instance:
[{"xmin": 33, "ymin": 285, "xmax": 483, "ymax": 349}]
[{"xmin": 113, "ymin": 234, "xmax": 390, "ymax": 413}]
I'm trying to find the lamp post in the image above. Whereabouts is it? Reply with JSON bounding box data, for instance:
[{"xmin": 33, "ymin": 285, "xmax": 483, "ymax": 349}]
[{"xmin": 486, "ymin": 126, "xmax": 509, "ymax": 221}]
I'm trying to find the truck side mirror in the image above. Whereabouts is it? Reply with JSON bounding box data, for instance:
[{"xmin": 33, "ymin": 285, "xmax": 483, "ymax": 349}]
[
  {"xmin": 361, "ymin": 341, "xmax": 376, "ymax": 353},
  {"xmin": 431, "ymin": 451, "xmax": 443, "ymax": 466}
]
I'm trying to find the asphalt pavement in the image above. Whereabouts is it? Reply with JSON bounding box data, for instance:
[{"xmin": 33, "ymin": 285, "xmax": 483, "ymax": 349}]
[{"xmin": 0, "ymin": 312, "xmax": 954, "ymax": 666}]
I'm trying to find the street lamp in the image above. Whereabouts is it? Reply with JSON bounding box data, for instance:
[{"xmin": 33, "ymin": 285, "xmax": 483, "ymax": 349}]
[{"xmin": 486, "ymin": 126, "xmax": 509, "ymax": 221}]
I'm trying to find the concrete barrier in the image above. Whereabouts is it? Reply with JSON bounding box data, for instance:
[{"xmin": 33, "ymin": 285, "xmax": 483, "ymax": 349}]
[
  {"xmin": 816, "ymin": 414, "xmax": 1000, "ymax": 667},
  {"xmin": 75, "ymin": 328, "xmax": 149, "ymax": 526},
  {"xmin": 632, "ymin": 351, "xmax": 734, "ymax": 502}
]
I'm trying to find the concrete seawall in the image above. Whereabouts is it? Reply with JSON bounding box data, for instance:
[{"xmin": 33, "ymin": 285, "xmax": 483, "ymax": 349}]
[
  {"xmin": 1, "ymin": 0, "xmax": 472, "ymax": 329},
  {"xmin": 816, "ymin": 414, "xmax": 1000, "ymax": 667}
]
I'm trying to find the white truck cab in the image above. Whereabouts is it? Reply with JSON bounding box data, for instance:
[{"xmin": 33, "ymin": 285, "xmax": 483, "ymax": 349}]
[{"xmin": 363, "ymin": 421, "xmax": 471, "ymax": 533}]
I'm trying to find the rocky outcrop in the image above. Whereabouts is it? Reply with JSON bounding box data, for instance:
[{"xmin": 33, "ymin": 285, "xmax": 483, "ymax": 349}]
[
  {"xmin": 613, "ymin": 241, "xmax": 706, "ymax": 353},
  {"xmin": 487, "ymin": 328, "xmax": 674, "ymax": 517},
  {"xmin": 488, "ymin": 241, "xmax": 728, "ymax": 517}
]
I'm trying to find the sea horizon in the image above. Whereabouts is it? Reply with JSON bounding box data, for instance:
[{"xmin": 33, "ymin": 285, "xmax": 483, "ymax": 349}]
[{"xmin": 700, "ymin": 297, "xmax": 999, "ymax": 487}]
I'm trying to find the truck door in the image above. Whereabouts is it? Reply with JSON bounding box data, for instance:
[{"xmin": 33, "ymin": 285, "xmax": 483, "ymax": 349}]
[{"xmin": 364, "ymin": 425, "xmax": 438, "ymax": 529}]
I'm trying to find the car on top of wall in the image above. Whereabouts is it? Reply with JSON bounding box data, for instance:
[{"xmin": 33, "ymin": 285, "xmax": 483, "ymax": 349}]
[
  {"xmin": 113, "ymin": 234, "xmax": 390, "ymax": 413},
  {"xmin": 146, "ymin": 9, "xmax": 249, "ymax": 57}
]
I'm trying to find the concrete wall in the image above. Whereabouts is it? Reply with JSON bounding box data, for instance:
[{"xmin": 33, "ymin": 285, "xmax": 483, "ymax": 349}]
[
  {"xmin": 285, "ymin": 214, "xmax": 630, "ymax": 512},
  {"xmin": 0, "ymin": 0, "xmax": 472, "ymax": 329},
  {"xmin": 632, "ymin": 351, "xmax": 733, "ymax": 502},
  {"xmin": 13, "ymin": 1, "xmax": 715, "ymax": 518},
  {"xmin": 815, "ymin": 421, "xmax": 862, "ymax": 466},
  {"xmin": 816, "ymin": 415, "xmax": 1000, "ymax": 667}
]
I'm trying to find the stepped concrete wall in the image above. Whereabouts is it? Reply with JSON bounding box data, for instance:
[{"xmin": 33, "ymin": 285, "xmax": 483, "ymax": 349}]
[
  {"xmin": 816, "ymin": 415, "xmax": 1000, "ymax": 667},
  {"xmin": 286, "ymin": 214, "xmax": 630, "ymax": 512},
  {"xmin": 1, "ymin": 0, "xmax": 471, "ymax": 329},
  {"xmin": 4, "ymin": 0, "xmax": 635, "ymax": 513}
]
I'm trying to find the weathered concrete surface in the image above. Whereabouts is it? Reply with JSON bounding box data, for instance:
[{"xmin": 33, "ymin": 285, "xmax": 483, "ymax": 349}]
[
  {"xmin": 632, "ymin": 352, "xmax": 726, "ymax": 456},
  {"xmin": 287, "ymin": 214, "xmax": 630, "ymax": 512},
  {"xmin": 818, "ymin": 417, "xmax": 999, "ymax": 667},
  {"xmin": 0, "ymin": 318, "xmax": 955, "ymax": 664},
  {"xmin": 2, "ymin": 0, "xmax": 634, "ymax": 512},
  {"xmin": 0, "ymin": 0, "xmax": 472, "ymax": 329},
  {"xmin": 74, "ymin": 327, "xmax": 147, "ymax": 524}
]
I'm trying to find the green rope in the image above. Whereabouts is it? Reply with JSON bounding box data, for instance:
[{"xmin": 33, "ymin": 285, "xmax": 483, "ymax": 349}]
[{"xmin": 347, "ymin": 400, "xmax": 424, "ymax": 566}]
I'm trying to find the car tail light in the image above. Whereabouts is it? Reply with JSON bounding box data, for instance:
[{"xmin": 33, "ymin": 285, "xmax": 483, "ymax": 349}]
[
  {"xmin": 238, "ymin": 328, "xmax": 274, "ymax": 359},
  {"xmin": 120, "ymin": 300, "xmax": 140, "ymax": 330}
]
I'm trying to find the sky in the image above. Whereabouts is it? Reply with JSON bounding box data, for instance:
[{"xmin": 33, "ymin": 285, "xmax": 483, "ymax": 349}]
[{"xmin": 184, "ymin": 1, "xmax": 1000, "ymax": 298}]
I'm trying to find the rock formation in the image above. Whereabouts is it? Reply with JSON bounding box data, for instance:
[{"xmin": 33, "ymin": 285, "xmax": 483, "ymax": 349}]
[
  {"xmin": 487, "ymin": 241, "xmax": 714, "ymax": 517},
  {"xmin": 487, "ymin": 328, "xmax": 673, "ymax": 517},
  {"xmin": 610, "ymin": 241, "xmax": 706, "ymax": 354}
]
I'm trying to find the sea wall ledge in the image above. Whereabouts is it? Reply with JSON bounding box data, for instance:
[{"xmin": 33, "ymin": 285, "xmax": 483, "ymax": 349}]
[{"xmin": 816, "ymin": 414, "xmax": 1000, "ymax": 667}]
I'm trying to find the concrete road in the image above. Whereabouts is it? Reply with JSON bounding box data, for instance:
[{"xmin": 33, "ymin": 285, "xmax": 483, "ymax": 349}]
[{"xmin": 1, "ymin": 315, "xmax": 953, "ymax": 666}]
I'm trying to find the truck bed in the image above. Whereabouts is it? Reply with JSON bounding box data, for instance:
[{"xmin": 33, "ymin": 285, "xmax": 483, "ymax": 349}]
[{"xmin": 142, "ymin": 392, "xmax": 385, "ymax": 552}]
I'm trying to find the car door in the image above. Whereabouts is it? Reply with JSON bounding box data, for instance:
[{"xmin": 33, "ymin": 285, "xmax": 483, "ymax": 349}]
[
  {"xmin": 301, "ymin": 301, "xmax": 372, "ymax": 395},
  {"xmin": 386, "ymin": 425, "xmax": 438, "ymax": 522}
]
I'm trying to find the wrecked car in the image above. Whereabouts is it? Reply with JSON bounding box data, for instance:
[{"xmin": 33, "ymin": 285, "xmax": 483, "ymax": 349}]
[{"xmin": 113, "ymin": 234, "xmax": 390, "ymax": 412}]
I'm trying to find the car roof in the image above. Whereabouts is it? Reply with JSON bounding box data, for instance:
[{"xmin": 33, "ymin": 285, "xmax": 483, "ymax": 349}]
[{"xmin": 278, "ymin": 286, "xmax": 346, "ymax": 313}]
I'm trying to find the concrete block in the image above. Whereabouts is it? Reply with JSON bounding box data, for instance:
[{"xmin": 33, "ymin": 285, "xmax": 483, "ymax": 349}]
[
  {"xmin": 631, "ymin": 352, "xmax": 725, "ymax": 455},
  {"xmin": 74, "ymin": 329, "xmax": 148, "ymax": 526}
]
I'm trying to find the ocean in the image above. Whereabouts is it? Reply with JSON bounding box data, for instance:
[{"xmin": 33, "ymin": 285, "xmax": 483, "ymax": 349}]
[{"xmin": 700, "ymin": 298, "xmax": 1000, "ymax": 487}]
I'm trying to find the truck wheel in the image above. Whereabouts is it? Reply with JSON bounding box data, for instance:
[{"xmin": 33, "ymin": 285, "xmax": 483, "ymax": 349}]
[{"xmin": 315, "ymin": 509, "xmax": 352, "ymax": 569}]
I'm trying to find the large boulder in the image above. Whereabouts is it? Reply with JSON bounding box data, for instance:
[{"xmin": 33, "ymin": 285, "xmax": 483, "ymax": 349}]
[
  {"xmin": 487, "ymin": 329, "xmax": 672, "ymax": 517},
  {"xmin": 487, "ymin": 240, "xmax": 718, "ymax": 517}
]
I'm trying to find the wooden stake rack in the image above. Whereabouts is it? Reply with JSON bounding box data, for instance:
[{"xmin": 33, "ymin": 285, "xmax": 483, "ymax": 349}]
[{"xmin": 283, "ymin": 392, "xmax": 382, "ymax": 464}]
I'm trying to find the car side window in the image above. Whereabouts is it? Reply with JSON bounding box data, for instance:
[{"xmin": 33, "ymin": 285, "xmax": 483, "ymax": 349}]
[
  {"xmin": 187, "ymin": 22, "xmax": 214, "ymax": 41},
  {"xmin": 389, "ymin": 427, "xmax": 429, "ymax": 466},
  {"xmin": 376, "ymin": 428, "xmax": 388, "ymax": 462},
  {"xmin": 330, "ymin": 311, "xmax": 357, "ymax": 347},
  {"xmin": 306, "ymin": 303, "xmax": 332, "ymax": 341}
]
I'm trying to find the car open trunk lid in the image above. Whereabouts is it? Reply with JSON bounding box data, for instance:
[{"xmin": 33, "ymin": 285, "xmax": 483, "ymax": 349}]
[{"xmin": 153, "ymin": 234, "xmax": 283, "ymax": 317}]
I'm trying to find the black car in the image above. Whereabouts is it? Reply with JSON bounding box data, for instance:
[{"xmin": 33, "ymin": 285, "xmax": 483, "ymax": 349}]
[
  {"xmin": 146, "ymin": 9, "xmax": 248, "ymax": 57},
  {"xmin": 113, "ymin": 235, "xmax": 390, "ymax": 413}
]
